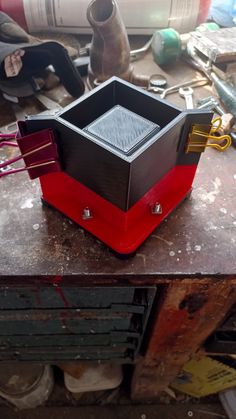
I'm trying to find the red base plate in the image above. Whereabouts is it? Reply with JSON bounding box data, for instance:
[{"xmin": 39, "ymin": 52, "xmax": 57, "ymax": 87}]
[{"xmin": 40, "ymin": 165, "xmax": 197, "ymax": 254}]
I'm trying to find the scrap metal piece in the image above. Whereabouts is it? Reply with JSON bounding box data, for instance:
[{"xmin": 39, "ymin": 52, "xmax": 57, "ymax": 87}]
[{"xmin": 190, "ymin": 27, "xmax": 236, "ymax": 63}]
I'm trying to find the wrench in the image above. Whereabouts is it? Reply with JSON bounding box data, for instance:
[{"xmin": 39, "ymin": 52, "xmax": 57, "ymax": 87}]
[
  {"xmin": 179, "ymin": 86, "xmax": 194, "ymax": 109},
  {"xmin": 79, "ymin": 37, "xmax": 153, "ymax": 61},
  {"xmin": 197, "ymin": 96, "xmax": 225, "ymax": 115},
  {"xmin": 130, "ymin": 37, "xmax": 153, "ymax": 60},
  {"xmin": 160, "ymin": 77, "xmax": 207, "ymax": 99}
]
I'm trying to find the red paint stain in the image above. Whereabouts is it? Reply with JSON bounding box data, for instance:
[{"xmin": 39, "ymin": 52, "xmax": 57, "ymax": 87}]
[{"xmin": 51, "ymin": 276, "xmax": 70, "ymax": 308}]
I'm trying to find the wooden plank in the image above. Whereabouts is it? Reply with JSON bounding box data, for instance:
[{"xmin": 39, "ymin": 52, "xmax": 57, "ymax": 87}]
[
  {"xmin": 0, "ymin": 332, "xmax": 139, "ymax": 348},
  {"xmin": 0, "ymin": 309, "xmax": 135, "ymax": 335},
  {"xmin": 1, "ymin": 344, "xmax": 134, "ymax": 354},
  {"xmin": 132, "ymin": 279, "xmax": 236, "ymax": 400},
  {"xmin": 0, "ymin": 348, "xmax": 129, "ymax": 362},
  {"xmin": 111, "ymin": 305, "xmax": 145, "ymax": 314},
  {"xmin": 0, "ymin": 339, "xmax": 136, "ymax": 350},
  {"xmin": 0, "ymin": 287, "xmax": 136, "ymax": 309}
]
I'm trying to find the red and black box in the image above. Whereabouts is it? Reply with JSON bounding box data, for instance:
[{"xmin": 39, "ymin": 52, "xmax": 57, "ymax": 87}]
[{"xmin": 23, "ymin": 77, "xmax": 212, "ymax": 255}]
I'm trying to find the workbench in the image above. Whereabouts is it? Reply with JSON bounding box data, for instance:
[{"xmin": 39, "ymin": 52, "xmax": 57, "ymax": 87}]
[{"xmin": 0, "ymin": 47, "xmax": 236, "ymax": 400}]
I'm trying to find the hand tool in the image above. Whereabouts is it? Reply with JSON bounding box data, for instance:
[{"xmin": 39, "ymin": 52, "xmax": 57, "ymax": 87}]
[
  {"xmin": 179, "ymin": 87, "xmax": 194, "ymax": 109},
  {"xmin": 186, "ymin": 45, "xmax": 236, "ymax": 117},
  {"xmin": 210, "ymin": 72, "xmax": 236, "ymax": 117},
  {"xmin": 130, "ymin": 37, "xmax": 153, "ymax": 60},
  {"xmin": 151, "ymin": 23, "xmax": 219, "ymax": 66},
  {"xmin": 189, "ymin": 27, "xmax": 236, "ymax": 64},
  {"xmin": 197, "ymin": 96, "xmax": 235, "ymax": 142},
  {"xmin": 128, "ymin": 23, "xmax": 219, "ymax": 65},
  {"xmin": 74, "ymin": 39, "xmax": 153, "ymax": 62},
  {"xmin": 160, "ymin": 77, "xmax": 208, "ymax": 99},
  {"xmin": 197, "ymin": 96, "xmax": 224, "ymax": 113}
]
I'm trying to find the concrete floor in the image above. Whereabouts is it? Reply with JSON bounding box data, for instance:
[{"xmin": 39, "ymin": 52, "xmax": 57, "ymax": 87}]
[{"xmin": 0, "ymin": 404, "xmax": 227, "ymax": 419}]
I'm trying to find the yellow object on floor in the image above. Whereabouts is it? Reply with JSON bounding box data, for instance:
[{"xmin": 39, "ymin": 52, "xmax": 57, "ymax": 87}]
[{"xmin": 172, "ymin": 356, "xmax": 236, "ymax": 397}]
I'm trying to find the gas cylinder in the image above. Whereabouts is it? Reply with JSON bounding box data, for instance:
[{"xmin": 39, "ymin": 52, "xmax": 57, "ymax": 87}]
[{"xmin": 0, "ymin": 0, "xmax": 211, "ymax": 35}]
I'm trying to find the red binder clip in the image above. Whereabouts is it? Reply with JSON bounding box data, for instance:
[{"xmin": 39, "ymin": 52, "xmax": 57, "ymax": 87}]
[{"xmin": 0, "ymin": 126, "xmax": 61, "ymax": 179}]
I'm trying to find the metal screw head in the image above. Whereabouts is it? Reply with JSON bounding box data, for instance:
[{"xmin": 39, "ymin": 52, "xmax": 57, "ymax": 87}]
[
  {"xmin": 151, "ymin": 203, "xmax": 162, "ymax": 215},
  {"xmin": 82, "ymin": 207, "xmax": 93, "ymax": 220}
]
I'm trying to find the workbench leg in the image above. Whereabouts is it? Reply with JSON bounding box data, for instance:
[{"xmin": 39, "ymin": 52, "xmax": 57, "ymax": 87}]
[{"xmin": 132, "ymin": 279, "xmax": 236, "ymax": 400}]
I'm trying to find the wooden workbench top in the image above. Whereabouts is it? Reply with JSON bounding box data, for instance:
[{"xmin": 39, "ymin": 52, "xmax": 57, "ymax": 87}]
[{"xmin": 0, "ymin": 50, "xmax": 236, "ymax": 279}]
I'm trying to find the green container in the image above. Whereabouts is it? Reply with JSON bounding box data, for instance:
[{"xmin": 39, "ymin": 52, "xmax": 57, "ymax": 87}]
[{"xmin": 151, "ymin": 28, "xmax": 181, "ymax": 66}]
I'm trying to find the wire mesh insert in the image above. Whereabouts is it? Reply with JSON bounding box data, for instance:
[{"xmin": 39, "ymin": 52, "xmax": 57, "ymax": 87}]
[{"xmin": 84, "ymin": 105, "xmax": 160, "ymax": 155}]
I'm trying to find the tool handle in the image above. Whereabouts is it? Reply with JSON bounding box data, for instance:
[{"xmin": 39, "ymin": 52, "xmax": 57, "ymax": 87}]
[{"xmin": 211, "ymin": 72, "xmax": 236, "ymax": 117}]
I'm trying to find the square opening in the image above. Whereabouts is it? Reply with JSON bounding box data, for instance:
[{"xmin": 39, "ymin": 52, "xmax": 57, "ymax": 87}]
[{"xmin": 60, "ymin": 78, "xmax": 181, "ymax": 156}]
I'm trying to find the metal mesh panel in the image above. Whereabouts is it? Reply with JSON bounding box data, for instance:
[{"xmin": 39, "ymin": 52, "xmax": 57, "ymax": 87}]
[{"xmin": 84, "ymin": 105, "xmax": 160, "ymax": 155}]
